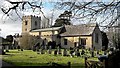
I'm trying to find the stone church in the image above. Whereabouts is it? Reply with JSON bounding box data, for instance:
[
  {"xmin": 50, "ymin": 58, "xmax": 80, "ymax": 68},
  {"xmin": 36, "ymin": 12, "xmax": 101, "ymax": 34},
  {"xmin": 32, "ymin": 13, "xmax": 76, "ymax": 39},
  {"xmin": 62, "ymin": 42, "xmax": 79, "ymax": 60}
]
[{"xmin": 22, "ymin": 15, "xmax": 102, "ymax": 50}]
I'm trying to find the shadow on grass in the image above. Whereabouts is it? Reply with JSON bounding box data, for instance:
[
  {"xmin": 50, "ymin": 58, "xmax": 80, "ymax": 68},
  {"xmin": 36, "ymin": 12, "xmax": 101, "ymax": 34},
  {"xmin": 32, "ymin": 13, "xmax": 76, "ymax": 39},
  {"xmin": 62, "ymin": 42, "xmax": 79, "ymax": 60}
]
[{"xmin": 2, "ymin": 61, "xmax": 85, "ymax": 68}]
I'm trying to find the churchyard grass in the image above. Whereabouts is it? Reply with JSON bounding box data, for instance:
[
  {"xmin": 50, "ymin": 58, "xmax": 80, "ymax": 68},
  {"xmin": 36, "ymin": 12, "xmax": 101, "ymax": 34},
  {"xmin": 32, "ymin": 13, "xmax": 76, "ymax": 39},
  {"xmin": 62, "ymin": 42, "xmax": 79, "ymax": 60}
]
[{"xmin": 2, "ymin": 49, "xmax": 98, "ymax": 67}]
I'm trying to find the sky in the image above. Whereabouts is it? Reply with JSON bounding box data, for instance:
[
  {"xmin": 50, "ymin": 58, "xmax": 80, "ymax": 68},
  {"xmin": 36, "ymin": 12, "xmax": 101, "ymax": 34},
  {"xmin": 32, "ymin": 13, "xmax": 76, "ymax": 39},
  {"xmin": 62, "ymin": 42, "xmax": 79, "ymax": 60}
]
[
  {"xmin": 0, "ymin": 0, "xmax": 118, "ymax": 38},
  {"xmin": 0, "ymin": 0, "xmax": 64, "ymax": 38}
]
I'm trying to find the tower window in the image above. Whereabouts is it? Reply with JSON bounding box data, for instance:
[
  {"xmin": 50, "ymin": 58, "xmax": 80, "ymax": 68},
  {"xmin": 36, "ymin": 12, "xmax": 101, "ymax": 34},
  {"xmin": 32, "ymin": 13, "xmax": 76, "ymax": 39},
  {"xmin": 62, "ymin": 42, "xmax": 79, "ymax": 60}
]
[
  {"xmin": 25, "ymin": 20, "xmax": 28, "ymax": 25},
  {"xmin": 35, "ymin": 21, "xmax": 37, "ymax": 26}
]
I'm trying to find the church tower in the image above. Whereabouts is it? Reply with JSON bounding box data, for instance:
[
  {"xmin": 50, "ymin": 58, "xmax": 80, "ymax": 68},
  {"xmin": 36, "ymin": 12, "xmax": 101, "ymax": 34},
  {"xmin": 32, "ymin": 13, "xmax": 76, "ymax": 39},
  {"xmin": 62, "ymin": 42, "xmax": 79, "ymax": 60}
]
[{"xmin": 22, "ymin": 15, "xmax": 41, "ymax": 35}]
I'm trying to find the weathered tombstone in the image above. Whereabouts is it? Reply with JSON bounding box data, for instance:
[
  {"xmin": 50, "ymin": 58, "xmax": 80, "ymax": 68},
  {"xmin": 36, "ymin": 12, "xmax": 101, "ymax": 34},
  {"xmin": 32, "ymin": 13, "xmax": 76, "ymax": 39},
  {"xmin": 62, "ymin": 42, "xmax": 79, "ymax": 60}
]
[
  {"xmin": 45, "ymin": 45, "xmax": 47, "ymax": 50},
  {"xmin": 75, "ymin": 48, "xmax": 77, "ymax": 55},
  {"xmin": 54, "ymin": 50, "xmax": 57, "ymax": 56},
  {"xmin": 96, "ymin": 50, "xmax": 100, "ymax": 57},
  {"xmin": 63, "ymin": 49, "xmax": 67, "ymax": 56},
  {"xmin": 6, "ymin": 45, "xmax": 9, "ymax": 52},
  {"xmin": 40, "ymin": 49, "xmax": 44, "ymax": 54},
  {"xmin": 57, "ymin": 46, "xmax": 61, "ymax": 55},
  {"xmin": 70, "ymin": 50, "xmax": 74, "ymax": 57},
  {"xmin": 91, "ymin": 49, "xmax": 94, "ymax": 57},
  {"xmin": 104, "ymin": 50, "xmax": 107, "ymax": 55},
  {"xmin": 36, "ymin": 46, "xmax": 39, "ymax": 52},
  {"xmin": 48, "ymin": 46, "xmax": 52, "ymax": 54},
  {"xmin": 17, "ymin": 45, "xmax": 21, "ymax": 51},
  {"xmin": 81, "ymin": 49, "xmax": 85, "ymax": 55},
  {"xmin": 76, "ymin": 49, "xmax": 80, "ymax": 57},
  {"xmin": 21, "ymin": 49, "xmax": 23, "ymax": 51}
]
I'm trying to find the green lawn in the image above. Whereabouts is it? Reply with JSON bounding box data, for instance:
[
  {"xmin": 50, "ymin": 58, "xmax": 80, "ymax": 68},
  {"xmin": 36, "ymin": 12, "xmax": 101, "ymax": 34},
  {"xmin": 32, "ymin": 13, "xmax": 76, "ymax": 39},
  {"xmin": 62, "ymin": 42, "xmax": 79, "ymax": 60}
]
[{"xmin": 2, "ymin": 50, "xmax": 98, "ymax": 68}]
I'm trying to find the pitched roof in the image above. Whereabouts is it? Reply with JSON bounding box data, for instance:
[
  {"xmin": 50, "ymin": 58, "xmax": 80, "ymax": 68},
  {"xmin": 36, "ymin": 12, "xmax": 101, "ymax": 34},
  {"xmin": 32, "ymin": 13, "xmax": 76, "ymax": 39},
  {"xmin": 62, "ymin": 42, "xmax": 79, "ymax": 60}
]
[
  {"xmin": 32, "ymin": 26, "xmax": 63, "ymax": 32},
  {"xmin": 60, "ymin": 23, "xmax": 97, "ymax": 36}
]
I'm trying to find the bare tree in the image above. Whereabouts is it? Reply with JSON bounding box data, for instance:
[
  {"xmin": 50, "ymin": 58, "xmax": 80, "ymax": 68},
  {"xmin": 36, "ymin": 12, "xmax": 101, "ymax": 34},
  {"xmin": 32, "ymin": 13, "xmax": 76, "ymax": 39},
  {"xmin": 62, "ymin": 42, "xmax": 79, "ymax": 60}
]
[
  {"xmin": 1, "ymin": 0, "xmax": 120, "ymax": 48},
  {"xmin": 1, "ymin": 0, "xmax": 120, "ymax": 27},
  {"xmin": 19, "ymin": 34, "xmax": 39, "ymax": 49}
]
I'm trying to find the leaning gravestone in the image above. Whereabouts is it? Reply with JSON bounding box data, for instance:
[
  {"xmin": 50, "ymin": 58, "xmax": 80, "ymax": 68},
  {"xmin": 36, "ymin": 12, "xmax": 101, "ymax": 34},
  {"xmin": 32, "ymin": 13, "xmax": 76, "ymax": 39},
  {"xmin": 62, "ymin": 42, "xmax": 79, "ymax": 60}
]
[{"xmin": 63, "ymin": 49, "xmax": 67, "ymax": 56}]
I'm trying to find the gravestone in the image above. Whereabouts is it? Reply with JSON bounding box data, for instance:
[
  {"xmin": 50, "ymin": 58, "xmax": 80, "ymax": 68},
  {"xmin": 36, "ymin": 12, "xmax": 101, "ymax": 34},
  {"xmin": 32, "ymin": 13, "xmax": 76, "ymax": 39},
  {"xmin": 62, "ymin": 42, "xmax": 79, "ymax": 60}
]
[
  {"xmin": 76, "ymin": 49, "xmax": 80, "ymax": 57},
  {"xmin": 104, "ymin": 50, "xmax": 107, "ymax": 55},
  {"xmin": 21, "ymin": 49, "xmax": 23, "ymax": 51},
  {"xmin": 17, "ymin": 45, "xmax": 21, "ymax": 51},
  {"xmin": 45, "ymin": 45, "xmax": 47, "ymax": 50},
  {"xmin": 91, "ymin": 49, "xmax": 94, "ymax": 57},
  {"xmin": 70, "ymin": 50, "xmax": 74, "ymax": 57},
  {"xmin": 63, "ymin": 49, "xmax": 67, "ymax": 56},
  {"xmin": 48, "ymin": 46, "xmax": 52, "ymax": 54},
  {"xmin": 6, "ymin": 45, "xmax": 9, "ymax": 52},
  {"xmin": 96, "ymin": 50, "xmax": 100, "ymax": 57},
  {"xmin": 40, "ymin": 48, "xmax": 44, "ymax": 54},
  {"xmin": 36, "ymin": 46, "xmax": 39, "ymax": 52},
  {"xmin": 54, "ymin": 50, "xmax": 57, "ymax": 56},
  {"xmin": 57, "ymin": 46, "xmax": 61, "ymax": 55},
  {"xmin": 81, "ymin": 49, "xmax": 85, "ymax": 55}
]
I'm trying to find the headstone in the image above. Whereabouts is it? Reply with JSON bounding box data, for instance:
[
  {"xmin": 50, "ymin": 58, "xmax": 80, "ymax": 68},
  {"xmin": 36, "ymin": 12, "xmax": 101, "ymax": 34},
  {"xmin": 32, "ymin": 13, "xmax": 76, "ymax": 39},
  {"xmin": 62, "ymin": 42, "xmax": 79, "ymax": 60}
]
[
  {"xmin": 45, "ymin": 45, "xmax": 47, "ymax": 50},
  {"xmin": 21, "ymin": 49, "xmax": 23, "ymax": 51},
  {"xmin": 63, "ymin": 49, "xmax": 67, "ymax": 56},
  {"xmin": 48, "ymin": 49, "xmax": 51, "ymax": 54},
  {"xmin": 57, "ymin": 46, "xmax": 61, "ymax": 55},
  {"xmin": 96, "ymin": 50, "xmax": 100, "ymax": 57},
  {"xmin": 75, "ymin": 48, "xmax": 78, "ymax": 55},
  {"xmin": 40, "ymin": 49, "xmax": 44, "ymax": 54},
  {"xmin": 17, "ymin": 45, "xmax": 21, "ymax": 51},
  {"xmin": 104, "ymin": 51, "xmax": 107, "ymax": 55},
  {"xmin": 76, "ymin": 49, "xmax": 80, "ymax": 57},
  {"xmin": 91, "ymin": 49, "xmax": 94, "ymax": 57},
  {"xmin": 81, "ymin": 49, "xmax": 85, "ymax": 55},
  {"xmin": 48, "ymin": 46, "xmax": 52, "ymax": 54},
  {"xmin": 6, "ymin": 45, "xmax": 9, "ymax": 52},
  {"xmin": 54, "ymin": 50, "xmax": 57, "ymax": 56},
  {"xmin": 36, "ymin": 46, "xmax": 39, "ymax": 52},
  {"xmin": 69, "ymin": 50, "xmax": 74, "ymax": 57}
]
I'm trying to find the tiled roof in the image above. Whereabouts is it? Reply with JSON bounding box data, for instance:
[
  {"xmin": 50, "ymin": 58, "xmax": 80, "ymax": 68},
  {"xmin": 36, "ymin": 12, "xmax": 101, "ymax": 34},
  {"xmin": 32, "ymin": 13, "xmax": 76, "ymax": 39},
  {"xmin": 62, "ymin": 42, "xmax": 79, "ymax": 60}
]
[{"xmin": 60, "ymin": 23, "xmax": 97, "ymax": 36}]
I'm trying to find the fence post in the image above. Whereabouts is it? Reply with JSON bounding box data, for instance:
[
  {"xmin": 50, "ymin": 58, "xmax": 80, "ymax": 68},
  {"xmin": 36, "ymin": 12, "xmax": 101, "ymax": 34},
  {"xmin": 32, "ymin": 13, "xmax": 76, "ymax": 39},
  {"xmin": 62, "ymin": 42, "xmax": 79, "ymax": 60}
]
[
  {"xmin": 68, "ymin": 62, "xmax": 71, "ymax": 68},
  {"xmin": 85, "ymin": 57, "xmax": 87, "ymax": 68}
]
